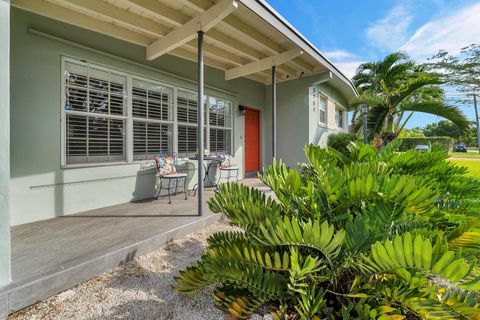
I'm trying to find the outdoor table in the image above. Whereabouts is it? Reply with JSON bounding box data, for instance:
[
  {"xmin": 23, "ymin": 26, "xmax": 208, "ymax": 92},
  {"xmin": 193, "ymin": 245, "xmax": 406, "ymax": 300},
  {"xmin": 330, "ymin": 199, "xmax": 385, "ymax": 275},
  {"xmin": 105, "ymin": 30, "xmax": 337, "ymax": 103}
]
[{"xmin": 189, "ymin": 156, "xmax": 225, "ymax": 194}]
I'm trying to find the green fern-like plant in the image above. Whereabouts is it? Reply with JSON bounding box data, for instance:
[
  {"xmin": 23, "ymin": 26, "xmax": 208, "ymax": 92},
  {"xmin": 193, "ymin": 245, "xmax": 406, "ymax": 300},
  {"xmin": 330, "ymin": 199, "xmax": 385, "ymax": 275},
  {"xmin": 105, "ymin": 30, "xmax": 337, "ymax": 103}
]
[{"xmin": 175, "ymin": 143, "xmax": 480, "ymax": 319}]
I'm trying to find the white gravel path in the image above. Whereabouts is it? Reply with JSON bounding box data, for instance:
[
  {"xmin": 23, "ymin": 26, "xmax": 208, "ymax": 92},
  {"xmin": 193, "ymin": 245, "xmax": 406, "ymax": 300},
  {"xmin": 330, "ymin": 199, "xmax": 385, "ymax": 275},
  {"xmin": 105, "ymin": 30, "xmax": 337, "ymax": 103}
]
[{"xmin": 8, "ymin": 222, "xmax": 238, "ymax": 320}]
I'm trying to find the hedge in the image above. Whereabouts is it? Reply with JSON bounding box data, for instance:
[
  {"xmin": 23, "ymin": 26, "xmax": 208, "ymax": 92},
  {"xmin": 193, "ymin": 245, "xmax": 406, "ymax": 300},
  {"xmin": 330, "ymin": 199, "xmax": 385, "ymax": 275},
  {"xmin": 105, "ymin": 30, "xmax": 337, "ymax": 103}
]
[
  {"xmin": 327, "ymin": 133, "xmax": 360, "ymax": 156},
  {"xmin": 397, "ymin": 137, "xmax": 454, "ymax": 152}
]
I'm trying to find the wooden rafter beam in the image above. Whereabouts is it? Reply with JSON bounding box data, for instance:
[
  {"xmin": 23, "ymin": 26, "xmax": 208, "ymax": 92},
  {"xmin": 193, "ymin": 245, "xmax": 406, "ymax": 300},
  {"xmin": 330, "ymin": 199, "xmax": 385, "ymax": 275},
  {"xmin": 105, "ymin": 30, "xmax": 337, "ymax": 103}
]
[
  {"xmin": 179, "ymin": 0, "xmax": 315, "ymax": 74},
  {"xmin": 12, "ymin": 0, "xmax": 243, "ymax": 77},
  {"xmin": 12, "ymin": 0, "xmax": 154, "ymax": 46},
  {"xmin": 52, "ymin": 0, "xmax": 247, "ymax": 68},
  {"xmin": 225, "ymin": 49, "xmax": 303, "ymax": 81},
  {"xmin": 49, "ymin": 0, "xmax": 170, "ymax": 38},
  {"xmin": 146, "ymin": 0, "xmax": 238, "ymax": 60}
]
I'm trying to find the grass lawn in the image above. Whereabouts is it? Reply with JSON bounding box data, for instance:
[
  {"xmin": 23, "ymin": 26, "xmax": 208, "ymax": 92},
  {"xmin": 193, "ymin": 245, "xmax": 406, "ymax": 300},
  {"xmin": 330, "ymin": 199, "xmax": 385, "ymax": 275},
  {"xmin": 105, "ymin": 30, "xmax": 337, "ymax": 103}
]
[
  {"xmin": 450, "ymin": 159, "xmax": 480, "ymax": 179},
  {"xmin": 449, "ymin": 152, "xmax": 480, "ymax": 159}
]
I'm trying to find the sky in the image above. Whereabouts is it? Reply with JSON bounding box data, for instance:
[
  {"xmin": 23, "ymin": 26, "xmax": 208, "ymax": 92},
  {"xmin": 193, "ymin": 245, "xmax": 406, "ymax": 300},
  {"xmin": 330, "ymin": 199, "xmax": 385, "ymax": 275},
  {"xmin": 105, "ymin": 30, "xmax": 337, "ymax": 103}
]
[{"xmin": 266, "ymin": 0, "xmax": 480, "ymax": 128}]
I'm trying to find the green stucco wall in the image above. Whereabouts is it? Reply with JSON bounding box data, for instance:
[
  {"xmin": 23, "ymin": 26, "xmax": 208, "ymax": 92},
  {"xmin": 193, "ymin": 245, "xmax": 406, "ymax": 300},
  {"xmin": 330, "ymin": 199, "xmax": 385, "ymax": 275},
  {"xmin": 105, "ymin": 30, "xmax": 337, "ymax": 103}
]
[
  {"xmin": 265, "ymin": 74, "xmax": 349, "ymax": 168},
  {"xmin": 0, "ymin": 0, "xmax": 11, "ymax": 286}
]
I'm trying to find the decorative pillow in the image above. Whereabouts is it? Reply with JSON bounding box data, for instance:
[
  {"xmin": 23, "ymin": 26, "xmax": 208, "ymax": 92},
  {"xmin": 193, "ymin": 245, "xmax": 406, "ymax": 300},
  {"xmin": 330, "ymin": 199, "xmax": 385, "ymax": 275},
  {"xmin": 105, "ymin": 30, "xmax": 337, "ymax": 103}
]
[
  {"xmin": 154, "ymin": 156, "xmax": 177, "ymax": 176},
  {"xmin": 220, "ymin": 155, "xmax": 232, "ymax": 168}
]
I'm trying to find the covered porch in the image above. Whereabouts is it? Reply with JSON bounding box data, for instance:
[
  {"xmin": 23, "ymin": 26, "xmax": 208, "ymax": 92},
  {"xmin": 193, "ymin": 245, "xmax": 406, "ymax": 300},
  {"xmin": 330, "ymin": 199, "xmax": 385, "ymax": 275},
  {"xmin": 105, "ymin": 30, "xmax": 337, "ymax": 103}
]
[{"xmin": 0, "ymin": 178, "xmax": 267, "ymax": 315}]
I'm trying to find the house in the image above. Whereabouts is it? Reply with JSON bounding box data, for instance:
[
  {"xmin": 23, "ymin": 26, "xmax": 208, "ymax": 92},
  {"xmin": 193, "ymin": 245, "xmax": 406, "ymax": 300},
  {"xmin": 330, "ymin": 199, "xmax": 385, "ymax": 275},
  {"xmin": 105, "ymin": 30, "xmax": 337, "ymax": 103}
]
[{"xmin": 0, "ymin": 0, "xmax": 356, "ymax": 316}]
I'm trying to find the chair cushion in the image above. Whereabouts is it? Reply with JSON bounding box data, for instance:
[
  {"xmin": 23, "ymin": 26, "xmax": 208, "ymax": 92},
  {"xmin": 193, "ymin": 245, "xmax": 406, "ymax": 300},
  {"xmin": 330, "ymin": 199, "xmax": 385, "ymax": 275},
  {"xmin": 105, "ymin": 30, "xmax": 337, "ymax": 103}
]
[
  {"xmin": 220, "ymin": 166, "xmax": 239, "ymax": 170},
  {"xmin": 154, "ymin": 156, "xmax": 177, "ymax": 177},
  {"xmin": 160, "ymin": 173, "xmax": 188, "ymax": 178}
]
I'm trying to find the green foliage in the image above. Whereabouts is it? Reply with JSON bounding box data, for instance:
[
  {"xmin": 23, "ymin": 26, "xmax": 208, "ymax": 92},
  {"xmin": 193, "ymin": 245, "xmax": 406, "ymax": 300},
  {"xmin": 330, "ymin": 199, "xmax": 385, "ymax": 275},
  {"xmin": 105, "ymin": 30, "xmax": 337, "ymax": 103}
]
[
  {"xmin": 397, "ymin": 137, "xmax": 454, "ymax": 152},
  {"xmin": 350, "ymin": 52, "xmax": 469, "ymax": 142},
  {"xmin": 424, "ymin": 120, "xmax": 478, "ymax": 146},
  {"xmin": 175, "ymin": 143, "xmax": 480, "ymax": 319},
  {"xmin": 327, "ymin": 133, "xmax": 361, "ymax": 156}
]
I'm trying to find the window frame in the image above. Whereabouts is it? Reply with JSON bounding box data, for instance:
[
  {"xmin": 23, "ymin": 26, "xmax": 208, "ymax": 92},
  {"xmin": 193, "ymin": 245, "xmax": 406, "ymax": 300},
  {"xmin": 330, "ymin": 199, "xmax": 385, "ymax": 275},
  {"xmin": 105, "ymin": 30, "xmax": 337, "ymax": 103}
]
[
  {"xmin": 335, "ymin": 104, "xmax": 346, "ymax": 129},
  {"xmin": 317, "ymin": 93, "xmax": 328, "ymax": 126},
  {"xmin": 131, "ymin": 76, "xmax": 175, "ymax": 161},
  {"xmin": 61, "ymin": 57, "xmax": 130, "ymax": 167},
  {"xmin": 61, "ymin": 57, "xmax": 234, "ymax": 168}
]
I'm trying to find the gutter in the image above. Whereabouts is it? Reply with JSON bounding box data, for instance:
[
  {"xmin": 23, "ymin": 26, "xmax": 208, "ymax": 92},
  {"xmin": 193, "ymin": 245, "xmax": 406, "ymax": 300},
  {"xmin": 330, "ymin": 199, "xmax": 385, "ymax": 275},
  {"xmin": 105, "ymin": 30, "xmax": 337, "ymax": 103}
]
[{"xmin": 239, "ymin": 0, "xmax": 359, "ymax": 97}]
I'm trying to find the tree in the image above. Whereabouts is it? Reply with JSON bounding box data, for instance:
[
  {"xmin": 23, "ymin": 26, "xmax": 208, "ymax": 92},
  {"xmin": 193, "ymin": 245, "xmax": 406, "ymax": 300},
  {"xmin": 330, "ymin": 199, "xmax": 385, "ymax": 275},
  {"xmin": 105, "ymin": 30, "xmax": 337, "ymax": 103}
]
[
  {"xmin": 421, "ymin": 120, "xmax": 477, "ymax": 146},
  {"xmin": 350, "ymin": 52, "xmax": 469, "ymax": 143},
  {"xmin": 398, "ymin": 127, "xmax": 425, "ymax": 138},
  {"xmin": 424, "ymin": 44, "xmax": 480, "ymax": 149},
  {"xmin": 425, "ymin": 44, "xmax": 480, "ymax": 99}
]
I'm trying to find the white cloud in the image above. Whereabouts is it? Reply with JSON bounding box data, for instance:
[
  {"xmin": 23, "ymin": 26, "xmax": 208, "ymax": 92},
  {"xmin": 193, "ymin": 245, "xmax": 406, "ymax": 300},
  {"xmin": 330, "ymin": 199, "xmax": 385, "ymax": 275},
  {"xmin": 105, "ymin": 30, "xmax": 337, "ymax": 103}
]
[
  {"xmin": 335, "ymin": 61, "xmax": 364, "ymax": 80},
  {"xmin": 366, "ymin": 5, "xmax": 413, "ymax": 51},
  {"xmin": 400, "ymin": 3, "xmax": 480, "ymax": 60},
  {"xmin": 322, "ymin": 50, "xmax": 363, "ymax": 80},
  {"xmin": 323, "ymin": 50, "xmax": 357, "ymax": 60}
]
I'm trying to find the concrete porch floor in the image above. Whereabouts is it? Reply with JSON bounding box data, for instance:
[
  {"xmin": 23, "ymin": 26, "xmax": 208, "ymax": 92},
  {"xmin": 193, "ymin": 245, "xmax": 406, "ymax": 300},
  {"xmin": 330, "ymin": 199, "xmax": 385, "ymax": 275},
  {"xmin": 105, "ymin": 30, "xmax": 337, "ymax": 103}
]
[{"xmin": 1, "ymin": 178, "xmax": 267, "ymax": 317}]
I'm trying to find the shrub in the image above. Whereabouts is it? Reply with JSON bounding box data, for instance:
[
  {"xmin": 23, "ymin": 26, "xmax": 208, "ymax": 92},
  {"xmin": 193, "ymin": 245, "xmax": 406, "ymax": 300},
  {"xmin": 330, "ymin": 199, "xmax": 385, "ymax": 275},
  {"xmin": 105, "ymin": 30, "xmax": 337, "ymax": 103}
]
[
  {"xmin": 398, "ymin": 136, "xmax": 454, "ymax": 152},
  {"xmin": 327, "ymin": 133, "xmax": 360, "ymax": 156},
  {"xmin": 176, "ymin": 143, "xmax": 480, "ymax": 319}
]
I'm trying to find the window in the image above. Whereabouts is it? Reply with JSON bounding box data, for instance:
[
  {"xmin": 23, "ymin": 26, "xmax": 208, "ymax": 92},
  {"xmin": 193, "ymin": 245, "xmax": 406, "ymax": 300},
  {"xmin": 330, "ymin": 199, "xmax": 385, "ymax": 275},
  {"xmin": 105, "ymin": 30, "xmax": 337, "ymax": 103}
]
[
  {"xmin": 335, "ymin": 106, "xmax": 345, "ymax": 128},
  {"xmin": 318, "ymin": 94, "xmax": 327, "ymax": 124},
  {"xmin": 208, "ymin": 97, "xmax": 232, "ymax": 154},
  {"xmin": 64, "ymin": 61, "xmax": 127, "ymax": 164},
  {"xmin": 62, "ymin": 58, "xmax": 233, "ymax": 166},
  {"xmin": 132, "ymin": 79, "xmax": 173, "ymax": 160},
  {"xmin": 177, "ymin": 90, "xmax": 200, "ymax": 157}
]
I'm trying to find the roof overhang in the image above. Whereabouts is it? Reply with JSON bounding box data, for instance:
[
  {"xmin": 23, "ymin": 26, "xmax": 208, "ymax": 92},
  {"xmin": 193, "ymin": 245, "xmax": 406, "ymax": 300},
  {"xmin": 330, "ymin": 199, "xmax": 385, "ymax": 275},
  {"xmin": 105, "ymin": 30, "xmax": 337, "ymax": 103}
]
[{"xmin": 12, "ymin": 0, "xmax": 358, "ymax": 100}]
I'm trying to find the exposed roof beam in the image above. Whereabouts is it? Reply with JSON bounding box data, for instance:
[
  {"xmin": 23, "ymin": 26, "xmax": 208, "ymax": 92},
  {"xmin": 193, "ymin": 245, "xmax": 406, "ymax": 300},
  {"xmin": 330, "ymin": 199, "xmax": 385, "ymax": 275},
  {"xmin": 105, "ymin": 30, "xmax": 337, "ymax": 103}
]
[
  {"xmin": 225, "ymin": 49, "xmax": 303, "ymax": 80},
  {"xmin": 52, "ymin": 0, "xmax": 246, "ymax": 68},
  {"xmin": 50, "ymin": 0, "xmax": 170, "ymax": 38},
  {"xmin": 175, "ymin": 0, "xmax": 296, "ymax": 77},
  {"xmin": 12, "ymin": 0, "xmax": 154, "ymax": 46},
  {"xmin": 146, "ymin": 0, "xmax": 238, "ymax": 60},
  {"xmin": 311, "ymin": 71, "xmax": 333, "ymax": 85},
  {"xmin": 12, "ymin": 0, "xmax": 243, "ymax": 77},
  {"xmin": 179, "ymin": 0, "xmax": 314, "ymax": 74},
  {"xmin": 122, "ymin": 0, "xmax": 189, "ymax": 27}
]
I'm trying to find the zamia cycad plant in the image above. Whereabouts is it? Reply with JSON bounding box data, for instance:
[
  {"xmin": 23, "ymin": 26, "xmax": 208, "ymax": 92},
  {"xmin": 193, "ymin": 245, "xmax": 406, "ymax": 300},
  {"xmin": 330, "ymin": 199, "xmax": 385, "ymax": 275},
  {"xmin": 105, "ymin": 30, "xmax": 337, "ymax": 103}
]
[{"xmin": 175, "ymin": 142, "xmax": 480, "ymax": 319}]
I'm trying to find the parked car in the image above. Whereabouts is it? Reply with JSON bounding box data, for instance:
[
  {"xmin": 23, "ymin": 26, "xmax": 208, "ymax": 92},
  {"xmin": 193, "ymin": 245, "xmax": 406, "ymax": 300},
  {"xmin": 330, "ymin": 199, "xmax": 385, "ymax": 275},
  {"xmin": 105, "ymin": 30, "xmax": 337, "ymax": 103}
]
[
  {"xmin": 453, "ymin": 145, "xmax": 467, "ymax": 153},
  {"xmin": 415, "ymin": 144, "xmax": 430, "ymax": 152}
]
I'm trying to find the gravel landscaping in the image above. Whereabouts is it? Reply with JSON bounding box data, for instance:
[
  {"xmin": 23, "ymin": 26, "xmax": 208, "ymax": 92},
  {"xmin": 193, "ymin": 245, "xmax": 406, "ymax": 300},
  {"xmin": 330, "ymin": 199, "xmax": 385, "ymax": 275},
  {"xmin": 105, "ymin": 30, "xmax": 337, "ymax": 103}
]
[{"xmin": 8, "ymin": 221, "xmax": 239, "ymax": 320}]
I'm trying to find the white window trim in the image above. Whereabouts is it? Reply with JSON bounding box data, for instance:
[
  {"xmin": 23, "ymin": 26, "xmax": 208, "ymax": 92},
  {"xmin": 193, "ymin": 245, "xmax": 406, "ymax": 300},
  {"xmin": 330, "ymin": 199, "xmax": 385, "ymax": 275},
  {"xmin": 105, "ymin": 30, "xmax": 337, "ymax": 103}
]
[
  {"xmin": 131, "ymin": 75, "xmax": 175, "ymax": 162},
  {"xmin": 317, "ymin": 92, "xmax": 328, "ymax": 127},
  {"xmin": 61, "ymin": 57, "xmax": 130, "ymax": 167},
  {"xmin": 61, "ymin": 57, "xmax": 234, "ymax": 168}
]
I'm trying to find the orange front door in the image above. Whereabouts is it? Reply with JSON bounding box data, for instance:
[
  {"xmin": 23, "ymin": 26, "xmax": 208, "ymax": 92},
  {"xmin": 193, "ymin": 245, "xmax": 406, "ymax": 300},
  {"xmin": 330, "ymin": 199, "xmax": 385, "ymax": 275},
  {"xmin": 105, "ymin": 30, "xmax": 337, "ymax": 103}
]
[{"xmin": 245, "ymin": 108, "xmax": 260, "ymax": 173}]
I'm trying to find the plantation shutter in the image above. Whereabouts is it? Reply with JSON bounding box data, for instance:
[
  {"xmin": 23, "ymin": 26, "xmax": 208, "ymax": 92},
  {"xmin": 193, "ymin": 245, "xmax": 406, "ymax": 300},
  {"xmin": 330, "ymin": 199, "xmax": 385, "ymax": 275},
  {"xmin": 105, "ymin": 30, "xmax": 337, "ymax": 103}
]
[
  {"xmin": 208, "ymin": 97, "xmax": 232, "ymax": 154},
  {"xmin": 177, "ymin": 90, "xmax": 202, "ymax": 157},
  {"xmin": 64, "ymin": 61, "xmax": 127, "ymax": 164},
  {"xmin": 132, "ymin": 79, "xmax": 173, "ymax": 160}
]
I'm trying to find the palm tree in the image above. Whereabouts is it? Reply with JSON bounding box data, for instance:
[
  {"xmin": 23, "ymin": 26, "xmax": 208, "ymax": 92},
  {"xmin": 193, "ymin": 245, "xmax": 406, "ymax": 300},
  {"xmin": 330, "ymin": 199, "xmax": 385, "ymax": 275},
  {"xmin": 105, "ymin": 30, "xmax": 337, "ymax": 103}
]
[{"xmin": 350, "ymin": 52, "xmax": 468, "ymax": 143}]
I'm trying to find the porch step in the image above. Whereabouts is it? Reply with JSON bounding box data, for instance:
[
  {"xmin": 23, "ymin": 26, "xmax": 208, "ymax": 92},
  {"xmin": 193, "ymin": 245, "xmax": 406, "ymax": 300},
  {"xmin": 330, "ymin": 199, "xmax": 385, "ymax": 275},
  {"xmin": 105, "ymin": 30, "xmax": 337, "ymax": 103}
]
[{"xmin": 0, "ymin": 213, "xmax": 224, "ymax": 319}]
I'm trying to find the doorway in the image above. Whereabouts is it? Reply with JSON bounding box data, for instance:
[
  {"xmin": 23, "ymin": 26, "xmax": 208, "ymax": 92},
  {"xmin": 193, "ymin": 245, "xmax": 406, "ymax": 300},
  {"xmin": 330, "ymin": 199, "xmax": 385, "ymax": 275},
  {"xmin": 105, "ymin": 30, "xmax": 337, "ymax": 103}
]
[{"xmin": 244, "ymin": 108, "xmax": 260, "ymax": 174}]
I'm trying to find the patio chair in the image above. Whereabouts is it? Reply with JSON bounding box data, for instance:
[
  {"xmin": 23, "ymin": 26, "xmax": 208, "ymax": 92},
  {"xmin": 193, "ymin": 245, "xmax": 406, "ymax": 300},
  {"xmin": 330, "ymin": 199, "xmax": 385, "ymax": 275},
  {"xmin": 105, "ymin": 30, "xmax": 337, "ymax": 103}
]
[
  {"xmin": 154, "ymin": 152, "xmax": 188, "ymax": 204},
  {"xmin": 216, "ymin": 151, "xmax": 239, "ymax": 183}
]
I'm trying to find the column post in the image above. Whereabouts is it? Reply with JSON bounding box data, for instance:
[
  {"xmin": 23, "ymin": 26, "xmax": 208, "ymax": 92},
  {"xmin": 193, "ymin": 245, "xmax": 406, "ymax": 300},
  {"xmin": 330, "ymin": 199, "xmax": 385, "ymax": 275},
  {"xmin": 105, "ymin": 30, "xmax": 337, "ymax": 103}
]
[
  {"xmin": 271, "ymin": 65, "xmax": 277, "ymax": 160},
  {"xmin": 0, "ymin": 0, "xmax": 12, "ymax": 287},
  {"xmin": 197, "ymin": 31, "xmax": 205, "ymax": 216}
]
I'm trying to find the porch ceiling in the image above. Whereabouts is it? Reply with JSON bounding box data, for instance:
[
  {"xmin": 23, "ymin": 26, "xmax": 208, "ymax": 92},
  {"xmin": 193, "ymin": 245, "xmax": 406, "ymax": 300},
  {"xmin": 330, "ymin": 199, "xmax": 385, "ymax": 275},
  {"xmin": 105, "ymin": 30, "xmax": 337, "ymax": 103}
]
[{"xmin": 12, "ymin": 0, "xmax": 357, "ymax": 97}]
